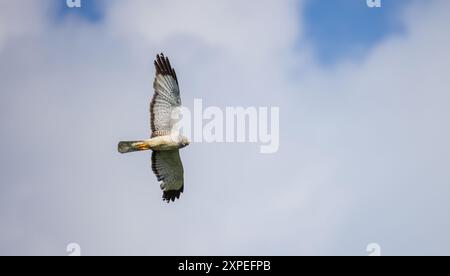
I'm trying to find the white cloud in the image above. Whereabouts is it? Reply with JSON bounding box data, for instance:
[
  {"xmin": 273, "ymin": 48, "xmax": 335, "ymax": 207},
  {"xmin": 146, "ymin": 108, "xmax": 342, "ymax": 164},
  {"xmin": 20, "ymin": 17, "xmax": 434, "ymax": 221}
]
[
  {"xmin": 0, "ymin": 0, "xmax": 48, "ymax": 51},
  {"xmin": 0, "ymin": 0, "xmax": 450, "ymax": 255},
  {"xmin": 105, "ymin": 0, "xmax": 300, "ymax": 59}
]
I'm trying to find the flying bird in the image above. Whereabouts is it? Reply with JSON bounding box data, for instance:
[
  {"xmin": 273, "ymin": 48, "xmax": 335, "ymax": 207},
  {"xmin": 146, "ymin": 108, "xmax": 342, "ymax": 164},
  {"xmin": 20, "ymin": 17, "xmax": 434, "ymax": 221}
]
[{"xmin": 118, "ymin": 53, "xmax": 190, "ymax": 203}]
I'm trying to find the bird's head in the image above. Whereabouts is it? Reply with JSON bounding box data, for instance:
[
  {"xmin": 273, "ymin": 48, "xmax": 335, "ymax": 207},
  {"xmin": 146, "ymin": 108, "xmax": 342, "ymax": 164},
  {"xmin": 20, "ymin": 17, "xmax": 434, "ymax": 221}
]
[{"xmin": 179, "ymin": 136, "xmax": 190, "ymax": 148}]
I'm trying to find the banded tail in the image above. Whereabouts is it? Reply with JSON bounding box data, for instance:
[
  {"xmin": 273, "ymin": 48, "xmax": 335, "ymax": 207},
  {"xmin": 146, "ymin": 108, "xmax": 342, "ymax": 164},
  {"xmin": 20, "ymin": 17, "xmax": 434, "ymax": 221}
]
[{"xmin": 118, "ymin": 141, "xmax": 151, "ymax": 154}]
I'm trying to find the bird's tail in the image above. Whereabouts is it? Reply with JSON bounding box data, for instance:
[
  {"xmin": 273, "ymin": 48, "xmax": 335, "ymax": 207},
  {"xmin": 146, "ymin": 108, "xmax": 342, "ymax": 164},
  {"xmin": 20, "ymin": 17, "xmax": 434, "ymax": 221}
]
[{"xmin": 118, "ymin": 141, "xmax": 151, "ymax": 154}]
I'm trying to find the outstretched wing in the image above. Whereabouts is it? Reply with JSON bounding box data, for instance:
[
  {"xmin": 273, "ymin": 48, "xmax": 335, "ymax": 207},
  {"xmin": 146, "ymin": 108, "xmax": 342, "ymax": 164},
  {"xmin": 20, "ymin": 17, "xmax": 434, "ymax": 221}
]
[
  {"xmin": 150, "ymin": 53, "xmax": 181, "ymax": 137},
  {"xmin": 151, "ymin": 150, "xmax": 184, "ymax": 202}
]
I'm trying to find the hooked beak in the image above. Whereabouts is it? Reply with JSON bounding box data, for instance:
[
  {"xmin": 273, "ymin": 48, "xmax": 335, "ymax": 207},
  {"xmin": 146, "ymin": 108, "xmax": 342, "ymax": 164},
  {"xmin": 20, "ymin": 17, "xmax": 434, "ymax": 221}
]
[{"xmin": 184, "ymin": 140, "xmax": 190, "ymax": 147}]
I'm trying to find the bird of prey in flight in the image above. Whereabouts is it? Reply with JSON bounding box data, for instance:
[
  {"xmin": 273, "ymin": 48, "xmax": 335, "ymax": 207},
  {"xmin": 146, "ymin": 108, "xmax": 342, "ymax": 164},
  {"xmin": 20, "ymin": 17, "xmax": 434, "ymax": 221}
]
[{"xmin": 118, "ymin": 53, "xmax": 190, "ymax": 203}]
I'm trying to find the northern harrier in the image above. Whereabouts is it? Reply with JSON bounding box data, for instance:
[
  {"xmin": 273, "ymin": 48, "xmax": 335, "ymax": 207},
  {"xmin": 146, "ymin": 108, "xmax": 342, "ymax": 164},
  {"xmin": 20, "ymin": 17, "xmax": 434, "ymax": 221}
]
[{"xmin": 118, "ymin": 53, "xmax": 190, "ymax": 203}]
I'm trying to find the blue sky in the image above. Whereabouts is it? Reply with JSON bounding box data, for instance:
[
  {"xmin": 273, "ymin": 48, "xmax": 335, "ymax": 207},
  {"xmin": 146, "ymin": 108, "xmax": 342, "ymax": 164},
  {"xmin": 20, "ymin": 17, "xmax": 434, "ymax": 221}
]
[
  {"xmin": 59, "ymin": 0, "xmax": 411, "ymax": 65},
  {"xmin": 57, "ymin": 0, "xmax": 103, "ymax": 22},
  {"xmin": 302, "ymin": 0, "xmax": 408, "ymax": 64}
]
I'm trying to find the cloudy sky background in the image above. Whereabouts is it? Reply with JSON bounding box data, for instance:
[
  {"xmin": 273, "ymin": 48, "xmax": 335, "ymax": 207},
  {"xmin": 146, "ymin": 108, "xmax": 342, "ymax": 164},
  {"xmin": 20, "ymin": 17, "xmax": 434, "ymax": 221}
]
[{"xmin": 1, "ymin": 0, "xmax": 450, "ymax": 255}]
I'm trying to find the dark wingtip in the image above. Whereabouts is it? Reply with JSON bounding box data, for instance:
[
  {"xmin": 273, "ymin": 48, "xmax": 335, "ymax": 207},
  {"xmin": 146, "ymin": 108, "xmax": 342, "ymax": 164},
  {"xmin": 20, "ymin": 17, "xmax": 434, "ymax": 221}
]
[
  {"xmin": 154, "ymin": 52, "xmax": 178, "ymax": 84},
  {"xmin": 162, "ymin": 186, "xmax": 184, "ymax": 203}
]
